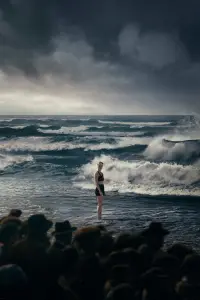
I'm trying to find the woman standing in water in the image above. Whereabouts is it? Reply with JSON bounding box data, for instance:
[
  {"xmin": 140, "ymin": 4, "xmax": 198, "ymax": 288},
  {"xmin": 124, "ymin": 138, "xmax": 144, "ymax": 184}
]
[{"xmin": 95, "ymin": 162, "xmax": 105, "ymax": 220}]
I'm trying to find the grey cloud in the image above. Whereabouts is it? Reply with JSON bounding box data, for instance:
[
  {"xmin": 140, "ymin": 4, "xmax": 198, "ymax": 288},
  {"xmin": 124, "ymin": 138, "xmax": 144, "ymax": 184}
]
[
  {"xmin": 0, "ymin": 0, "xmax": 199, "ymax": 114},
  {"xmin": 118, "ymin": 24, "xmax": 187, "ymax": 69},
  {"xmin": 0, "ymin": 30, "xmax": 198, "ymax": 115}
]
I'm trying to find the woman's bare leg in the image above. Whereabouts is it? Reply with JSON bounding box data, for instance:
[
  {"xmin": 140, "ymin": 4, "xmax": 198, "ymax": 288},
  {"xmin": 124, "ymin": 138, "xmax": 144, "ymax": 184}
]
[{"xmin": 97, "ymin": 196, "xmax": 103, "ymax": 220}]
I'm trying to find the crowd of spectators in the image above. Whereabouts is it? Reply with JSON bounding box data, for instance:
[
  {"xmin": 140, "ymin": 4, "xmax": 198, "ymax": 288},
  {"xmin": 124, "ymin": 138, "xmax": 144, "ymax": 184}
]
[{"xmin": 0, "ymin": 208, "xmax": 199, "ymax": 300}]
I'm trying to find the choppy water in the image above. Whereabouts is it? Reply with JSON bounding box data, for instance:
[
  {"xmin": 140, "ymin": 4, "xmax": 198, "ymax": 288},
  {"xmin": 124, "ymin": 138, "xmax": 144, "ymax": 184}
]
[{"xmin": 0, "ymin": 115, "xmax": 200, "ymax": 248}]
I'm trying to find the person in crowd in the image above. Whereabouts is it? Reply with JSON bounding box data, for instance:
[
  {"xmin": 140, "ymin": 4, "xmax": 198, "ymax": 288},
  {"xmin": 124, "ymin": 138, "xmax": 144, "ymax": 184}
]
[
  {"xmin": 0, "ymin": 208, "xmax": 200, "ymax": 300},
  {"xmin": 51, "ymin": 220, "xmax": 77, "ymax": 250},
  {"xmin": 0, "ymin": 264, "xmax": 28, "ymax": 299},
  {"xmin": 48, "ymin": 221, "xmax": 77, "ymax": 282},
  {"xmin": 141, "ymin": 222, "xmax": 169, "ymax": 257},
  {"xmin": 10, "ymin": 214, "xmax": 53, "ymax": 297},
  {"xmin": 176, "ymin": 254, "xmax": 200, "ymax": 300},
  {"xmin": 73, "ymin": 226, "xmax": 101, "ymax": 256},
  {"xmin": 0, "ymin": 223, "xmax": 20, "ymax": 266},
  {"xmin": 0, "ymin": 209, "xmax": 22, "ymax": 224}
]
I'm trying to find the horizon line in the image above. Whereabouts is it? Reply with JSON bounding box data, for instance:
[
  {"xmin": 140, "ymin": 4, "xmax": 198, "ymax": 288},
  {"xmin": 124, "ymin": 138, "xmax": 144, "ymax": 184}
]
[{"xmin": 0, "ymin": 113, "xmax": 192, "ymax": 117}]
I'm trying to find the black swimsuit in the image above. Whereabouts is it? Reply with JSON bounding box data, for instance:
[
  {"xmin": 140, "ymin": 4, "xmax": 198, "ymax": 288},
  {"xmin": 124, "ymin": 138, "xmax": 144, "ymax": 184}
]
[{"xmin": 95, "ymin": 172, "xmax": 105, "ymax": 196}]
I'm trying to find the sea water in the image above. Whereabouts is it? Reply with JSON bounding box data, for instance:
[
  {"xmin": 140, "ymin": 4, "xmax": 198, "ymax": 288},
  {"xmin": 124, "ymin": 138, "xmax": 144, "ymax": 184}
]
[{"xmin": 0, "ymin": 115, "xmax": 199, "ymax": 248}]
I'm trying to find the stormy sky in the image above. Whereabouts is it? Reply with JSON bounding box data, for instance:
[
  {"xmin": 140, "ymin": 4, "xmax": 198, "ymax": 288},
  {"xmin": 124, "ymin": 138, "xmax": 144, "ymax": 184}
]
[{"xmin": 0, "ymin": 0, "xmax": 200, "ymax": 115}]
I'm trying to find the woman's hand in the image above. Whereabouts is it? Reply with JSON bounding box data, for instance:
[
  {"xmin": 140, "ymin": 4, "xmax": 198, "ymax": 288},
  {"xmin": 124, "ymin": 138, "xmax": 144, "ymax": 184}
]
[{"xmin": 99, "ymin": 190, "xmax": 103, "ymax": 196}]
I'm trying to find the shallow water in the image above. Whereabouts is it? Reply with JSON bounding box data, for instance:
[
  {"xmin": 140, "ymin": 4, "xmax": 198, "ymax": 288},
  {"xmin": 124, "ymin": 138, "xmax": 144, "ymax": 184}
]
[
  {"xmin": 0, "ymin": 115, "xmax": 199, "ymax": 249},
  {"xmin": 1, "ymin": 174, "xmax": 200, "ymax": 250}
]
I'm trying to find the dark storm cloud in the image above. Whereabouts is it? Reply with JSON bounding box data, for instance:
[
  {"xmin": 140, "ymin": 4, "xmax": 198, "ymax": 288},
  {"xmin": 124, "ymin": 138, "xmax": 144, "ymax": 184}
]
[
  {"xmin": 1, "ymin": 0, "xmax": 200, "ymax": 62},
  {"xmin": 0, "ymin": 0, "xmax": 200, "ymax": 114}
]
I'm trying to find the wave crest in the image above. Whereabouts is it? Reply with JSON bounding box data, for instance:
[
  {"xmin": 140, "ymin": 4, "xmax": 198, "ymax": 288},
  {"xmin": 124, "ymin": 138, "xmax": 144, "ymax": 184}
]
[
  {"xmin": 0, "ymin": 136, "xmax": 150, "ymax": 153},
  {"xmin": 38, "ymin": 125, "xmax": 89, "ymax": 134},
  {"xmin": 75, "ymin": 155, "xmax": 200, "ymax": 196},
  {"xmin": 0, "ymin": 154, "xmax": 33, "ymax": 170},
  {"xmin": 144, "ymin": 136, "xmax": 200, "ymax": 162},
  {"xmin": 98, "ymin": 120, "xmax": 171, "ymax": 127}
]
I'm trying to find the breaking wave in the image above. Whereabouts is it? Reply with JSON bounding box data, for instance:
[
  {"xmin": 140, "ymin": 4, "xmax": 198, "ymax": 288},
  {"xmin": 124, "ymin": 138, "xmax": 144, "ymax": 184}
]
[
  {"xmin": 144, "ymin": 135, "xmax": 200, "ymax": 163},
  {"xmin": 75, "ymin": 155, "xmax": 200, "ymax": 196},
  {"xmin": 0, "ymin": 154, "xmax": 33, "ymax": 171}
]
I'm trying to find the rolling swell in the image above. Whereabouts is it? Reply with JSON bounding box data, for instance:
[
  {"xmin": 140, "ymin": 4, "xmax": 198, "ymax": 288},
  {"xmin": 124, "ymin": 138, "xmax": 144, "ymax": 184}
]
[
  {"xmin": 0, "ymin": 125, "xmax": 62, "ymax": 137},
  {"xmin": 0, "ymin": 125, "xmax": 40, "ymax": 136},
  {"xmin": 0, "ymin": 115, "xmax": 199, "ymax": 198},
  {"xmin": 0, "ymin": 154, "xmax": 33, "ymax": 172},
  {"xmin": 0, "ymin": 137, "xmax": 148, "ymax": 155}
]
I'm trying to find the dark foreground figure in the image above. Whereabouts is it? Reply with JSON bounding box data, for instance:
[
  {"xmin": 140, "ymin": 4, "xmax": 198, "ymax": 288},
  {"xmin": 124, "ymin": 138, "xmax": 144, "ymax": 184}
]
[{"xmin": 0, "ymin": 209, "xmax": 199, "ymax": 300}]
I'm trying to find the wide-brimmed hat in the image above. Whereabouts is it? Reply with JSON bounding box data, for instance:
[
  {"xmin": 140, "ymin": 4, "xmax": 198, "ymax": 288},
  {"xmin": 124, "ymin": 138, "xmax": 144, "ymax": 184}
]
[
  {"xmin": 142, "ymin": 222, "xmax": 169, "ymax": 237},
  {"xmin": 27, "ymin": 214, "xmax": 52, "ymax": 233},
  {"xmin": 52, "ymin": 221, "xmax": 77, "ymax": 236}
]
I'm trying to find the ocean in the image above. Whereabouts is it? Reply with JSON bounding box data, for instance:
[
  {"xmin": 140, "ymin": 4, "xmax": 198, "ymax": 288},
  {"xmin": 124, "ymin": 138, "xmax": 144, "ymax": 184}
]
[{"xmin": 0, "ymin": 115, "xmax": 200, "ymax": 248}]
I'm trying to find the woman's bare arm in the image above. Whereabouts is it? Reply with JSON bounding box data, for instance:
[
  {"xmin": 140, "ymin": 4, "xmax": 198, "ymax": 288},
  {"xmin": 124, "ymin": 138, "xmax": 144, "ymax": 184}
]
[{"xmin": 95, "ymin": 172, "xmax": 102, "ymax": 194}]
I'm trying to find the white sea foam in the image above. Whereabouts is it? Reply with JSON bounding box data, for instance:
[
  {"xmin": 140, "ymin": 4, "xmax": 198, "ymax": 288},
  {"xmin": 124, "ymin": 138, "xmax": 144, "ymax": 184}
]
[
  {"xmin": 78, "ymin": 131, "xmax": 145, "ymax": 137},
  {"xmin": 38, "ymin": 124, "xmax": 51, "ymax": 128},
  {"xmin": 80, "ymin": 118, "xmax": 91, "ymax": 121},
  {"xmin": 75, "ymin": 155, "xmax": 200, "ymax": 196},
  {"xmin": 38, "ymin": 125, "xmax": 89, "ymax": 134},
  {"xmin": 98, "ymin": 120, "xmax": 171, "ymax": 126},
  {"xmin": 144, "ymin": 134, "xmax": 200, "ymax": 161},
  {"xmin": 10, "ymin": 126, "xmax": 26, "ymax": 129},
  {"xmin": 0, "ymin": 118, "xmax": 15, "ymax": 122},
  {"xmin": 0, "ymin": 154, "xmax": 33, "ymax": 170},
  {"xmin": 0, "ymin": 137, "xmax": 86, "ymax": 152}
]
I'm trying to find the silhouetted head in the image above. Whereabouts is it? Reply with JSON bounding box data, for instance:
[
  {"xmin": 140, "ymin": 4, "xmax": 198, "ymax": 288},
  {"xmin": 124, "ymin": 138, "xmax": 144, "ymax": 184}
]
[
  {"xmin": 0, "ymin": 264, "xmax": 28, "ymax": 298},
  {"xmin": 52, "ymin": 220, "xmax": 77, "ymax": 246},
  {"xmin": 167, "ymin": 243, "xmax": 194, "ymax": 265},
  {"xmin": 181, "ymin": 254, "xmax": 200, "ymax": 283},
  {"xmin": 98, "ymin": 161, "xmax": 104, "ymax": 171},
  {"xmin": 9, "ymin": 209, "xmax": 22, "ymax": 218},
  {"xmin": 114, "ymin": 232, "xmax": 143, "ymax": 251},
  {"xmin": 123, "ymin": 248, "xmax": 142, "ymax": 277},
  {"xmin": 107, "ymin": 251, "xmax": 127, "ymax": 269},
  {"xmin": 152, "ymin": 253, "xmax": 179, "ymax": 284},
  {"xmin": 73, "ymin": 226, "xmax": 101, "ymax": 254},
  {"xmin": 27, "ymin": 214, "xmax": 52, "ymax": 236},
  {"xmin": 109, "ymin": 265, "xmax": 132, "ymax": 286},
  {"xmin": 142, "ymin": 222, "xmax": 169, "ymax": 250},
  {"xmin": 140, "ymin": 267, "xmax": 174, "ymax": 300}
]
